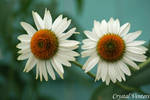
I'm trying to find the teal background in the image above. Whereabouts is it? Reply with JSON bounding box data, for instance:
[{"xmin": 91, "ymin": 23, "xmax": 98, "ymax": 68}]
[{"xmin": 0, "ymin": 0, "xmax": 150, "ymax": 100}]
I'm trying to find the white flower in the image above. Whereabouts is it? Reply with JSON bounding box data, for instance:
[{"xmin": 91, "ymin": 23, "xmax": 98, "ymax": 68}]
[
  {"xmin": 17, "ymin": 9, "xmax": 79, "ymax": 81},
  {"xmin": 81, "ymin": 18, "xmax": 147, "ymax": 85}
]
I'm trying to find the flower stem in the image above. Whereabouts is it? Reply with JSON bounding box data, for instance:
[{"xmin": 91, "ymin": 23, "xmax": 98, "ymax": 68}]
[
  {"xmin": 71, "ymin": 60, "xmax": 150, "ymax": 95},
  {"xmin": 139, "ymin": 57, "xmax": 150, "ymax": 69}
]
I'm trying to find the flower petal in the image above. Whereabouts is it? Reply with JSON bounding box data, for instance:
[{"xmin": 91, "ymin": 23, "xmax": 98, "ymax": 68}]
[
  {"xmin": 84, "ymin": 31, "xmax": 98, "ymax": 41},
  {"xmin": 20, "ymin": 22, "xmax": 36, "ymax": 36},
  {"xmin": 127, "ymin": 40, "xmax": 145, "ymax": 47},
  {"xmin": 119, "ymin": 61, "xmax": 131, "ymax": 76},
  {"xmin": 119, "ymin": 23, "xmax": 130, "ymax": 36},
  {"xmin": 123, "ymin": 31, "xmax": 142, "ymax": 43},
  {"xmin": 44, "ymin": 9, "xmax": 52, "ymax": 29},
  {"xmin": 46, "ymin": 60, "xmax": 56, "ymax": 80},
  {"xmin": 23, "ymin": 55, "xmax": 36, "ymax": 72},
  {"xmin": 32, "ymin": 11, "xmax": 44, "ymax": 30},
  {"xmin": 122, "ymin": 56, "xmax": 139, "ymax": 70},
  {"xmin": 51, "ymin": 58, "xmax": 64, "ymax": 79}
]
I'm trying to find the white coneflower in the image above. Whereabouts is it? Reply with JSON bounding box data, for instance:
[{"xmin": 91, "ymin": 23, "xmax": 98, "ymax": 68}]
[
  {"xmin": 82, "ymin": 18, "xmax": 147, "ymax": 85},
  {"xmin": 17, "ymin": 9, "xmax": 79, "ymax": 81}
]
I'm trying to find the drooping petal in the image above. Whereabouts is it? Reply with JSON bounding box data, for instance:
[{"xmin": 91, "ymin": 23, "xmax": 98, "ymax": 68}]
[
  {"xmin": 100, "ymin": 61, "xmax": 108, "ymax": 82},
  {"xmin": 23, "ymin": 55, "xmax": 36, "ymax": 72},
  {"xmin": 51, "ymin": 58, "xmax": 64, "ymax": 79},
  {"xmin": 46, "ymin": 60, "xmax": 56, "ymax": 80},
  {"xmin": 119, "ymin": 61, "xmax": 131, "ymax": 76},
  {"xmin": 84, "ymin": 55, "xmax": 99, "ymax": 73},
  {"xmin": 122, "ymin": 56, "xmax": 139, "ymax": 70}
]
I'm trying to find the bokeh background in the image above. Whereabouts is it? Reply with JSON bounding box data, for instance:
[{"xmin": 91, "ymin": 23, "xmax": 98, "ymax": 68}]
[{"xmin": 0, "ymin": 0, "xmax": 150, "ymax": 100}]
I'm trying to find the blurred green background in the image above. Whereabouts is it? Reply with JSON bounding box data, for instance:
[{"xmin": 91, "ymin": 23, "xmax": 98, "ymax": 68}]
[{"xmin": 0, "ymin": 0, "xmax": 150, "ymax": 100}]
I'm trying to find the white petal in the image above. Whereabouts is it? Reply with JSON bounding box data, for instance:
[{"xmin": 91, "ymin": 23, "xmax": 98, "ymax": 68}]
[
  {"xmin": 122, "ymin": 56, "xmax": 139, "ymax": 70},
  {"xmin": 51, "ymin": 58, "xmax": 64, "ymax": 79},
  {"xmin": 119, "ymin": 23, "xmax": 130, "ymax": 36},
  {"xmin": 59, "ymin": 28, "xmax": 78, "ymax": 40},
  {"xmin": 44, "ymin": 9, "xmax": 52, "ymax": 29},
  {"xmin": 138, "ymin": 46, "xmax": 148, "ymax": 51},
  {"xmin": 16, "ymin": 42, "xmax": 30, "ymax": 49},
  {"xmin": 113, "ymin": 63, "xmax": 122, "ymax": 82},
  {"xmin": 46, "ymin": 60, "xmax": 56, "ymax": 80},
  {"xmin": 59, "ymin": 40, "xmax": 79, "ymax": 47},
  {"xmin": 82, "ymin": 53, "xmax": 97, "ymax": 70},
  {"xmin": 108, "ymin": 18, "xmax": 114, "ymax": 33},
  {"xmin": 36, "ymin": 62, "xmax": 39, "ymax": 79},
  {"xmin": 85, "ymin": 55, "xmax": 99, "ymax": 73},
  {"xmin": 82, "ymin": 39, "xmax": 95, "ymax": 44},
  {"xmin": 81, "ymin": 48, "xmax": 96, "ymax": 57},
  {"xmin": 20, "ymin": 22, "xmax": 36, "ymax": 36},
  {"xmin": 105, "ymin": 74, "xmax": 110, "ymax": 85},
  {"xmin": 119, "ymin": 61, "xmax": 131, "ymax": 76},
  {"xmin": 56, "ymin": 51, "xmax": 76, "ymax": 61},
  {"xmin": 123, "ymin": 31, "xmax": 142, "ymax": 43},
  {"xmin": 100, "ymin": 20, "xmax": 108, "ymax": 34},
  {"xmin": 54, "ymin": 54, "xmax": 71, "ymax": 67},
  {"xmin": 84, "ymin": 31, "xmax": 98, "ymax": 41},
  {"xmin": 41, "ymin": 61, "xmax": 48, "ymax": 81},
  {"xmin": 17, "ymin": 52, "xmax": 31, "ymax": 60},
  {"xmin": 32, "ymin": 11, "xmax": 44, "ymax": 30},
  {"xmin": 52, "ymin": 15, "xmax": 63, "ymax": 31},
  {"xmin": 100, "ymin": 61, "xmax": 108, "ymax": 82},
  {"xmin": 58, "ymin": 49, "xmax": 79, "ymax": 57},
  {"xmin": 125, "ymin": 51, "xmax": 146, "ymax": 62},
  {"xmin": 113, "ymin": 19, "xmax": 120, "ymax": 34},
  {"xmin": 59, "ymin": 45, "xmax": 79, "ymax": 50},
  {"xmin": 18, "ymin": 47, "xmax": 30, "ymax": 54},
  {"xmin": 54, "ymin": 18, "xmax": 71, "ymax": 36},
  {"xmin": 17, "ymin": 34, "xmax": 31, "ymax": 42},
  {"xmin": 127, "ymin": 41, "xmax": 145, "ymax": 47},
  {"xmin": 93, "ymin": 20, "xmax": 101, "ymax": 37},
  {"xmin": 23, "ymin": 55, "xmax": 36, "ymax": 72},
  {"xmin": 116, "ymin": 62, "xmax": 126, "ymax": 81},
  {"xmin": 95, "ymin": 61, "xmax": 102, "ymax": 81},
  {"xmin": 108, "ymin": 63, "xmax": 116, "ymax": 83},
  {"xmin": 81, "ymin": 40, "xmax": 96, "ymax": 49},
  {"xmin": 37, "ymin": 60, "xmax": 43, "ymax": 81},
  {"xmin": 127, "ymin": 46, "xmax": 146, "ymax": 54},
  {"xmin": 53, "ymin": 57, "xmax": 64, "ymax": 73}
]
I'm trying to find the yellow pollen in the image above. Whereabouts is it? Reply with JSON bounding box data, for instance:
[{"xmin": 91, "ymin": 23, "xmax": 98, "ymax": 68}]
[
  {"xmin": 97, "ymin": 34, "xmax": 125, "ymax": 62},
  {"xmin": 31, "ymin": 29, "xmax": 58, "ymax": 60}
]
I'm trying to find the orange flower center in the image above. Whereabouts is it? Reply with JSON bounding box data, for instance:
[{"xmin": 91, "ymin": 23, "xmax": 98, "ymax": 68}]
[
  {"xmin": 97, "ymin": 34, "xmax": 125, "ymax": 62},
  {"xmin": 31, "ymin": 29, "xmax": 58, "ymax": 60}
]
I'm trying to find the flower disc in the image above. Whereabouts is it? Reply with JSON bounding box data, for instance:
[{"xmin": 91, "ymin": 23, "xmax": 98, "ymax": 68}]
[
  {"xmin": 31, "ymin": 29, "xmax": 58, "ymax": 59},
  {"xmin": 97, "ymin": 34, "xmax": 125, "ymax": 62}
]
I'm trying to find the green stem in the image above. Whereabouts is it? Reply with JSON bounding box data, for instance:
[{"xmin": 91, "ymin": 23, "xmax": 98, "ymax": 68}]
[
  {"xmin": 71, "ymin": 60, "xmax": 149, "ymax": 95},
  {"xmin": 139, "ymin": 57, "xmax": 150, "ymax": 69},
  {"xmin": 72, "ymin": 61, "xmax": 95, "ymax": 79}
]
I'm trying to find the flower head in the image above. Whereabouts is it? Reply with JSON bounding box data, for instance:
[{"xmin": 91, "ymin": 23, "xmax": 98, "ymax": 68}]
[
  {"xmin": 17, "ymin": 9, "xmax": 79, "ymax": 81},
  {"xmin": 82, "ymin": 18, "xmax": 147, "ymax": 85}
]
